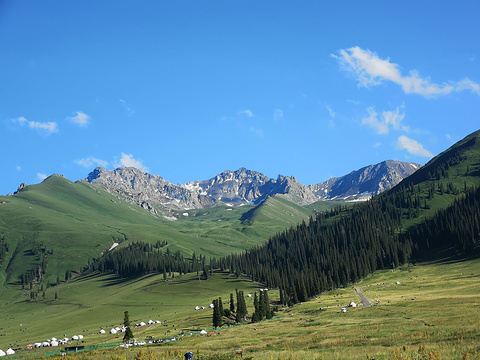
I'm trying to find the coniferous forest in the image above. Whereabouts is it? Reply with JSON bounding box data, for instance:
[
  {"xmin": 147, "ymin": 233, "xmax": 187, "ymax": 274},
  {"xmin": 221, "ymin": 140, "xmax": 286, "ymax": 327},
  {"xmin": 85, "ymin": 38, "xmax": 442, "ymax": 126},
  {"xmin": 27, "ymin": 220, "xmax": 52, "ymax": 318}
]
[
  {"xmin": 88, "ymin": 182, "xmax": 480, "ymax": 309},
  {"xmin": 224, "ymin": 184, "xmax": 480, "ymax": 306}
]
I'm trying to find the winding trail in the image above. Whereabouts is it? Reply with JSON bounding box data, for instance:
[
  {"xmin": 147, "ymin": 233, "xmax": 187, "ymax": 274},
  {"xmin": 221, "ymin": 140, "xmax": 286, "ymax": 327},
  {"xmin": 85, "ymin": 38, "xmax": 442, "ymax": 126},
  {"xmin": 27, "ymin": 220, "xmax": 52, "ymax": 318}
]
[{"xmin": 355, "ymin": 287, "xmax": 373, "ymax": 309}]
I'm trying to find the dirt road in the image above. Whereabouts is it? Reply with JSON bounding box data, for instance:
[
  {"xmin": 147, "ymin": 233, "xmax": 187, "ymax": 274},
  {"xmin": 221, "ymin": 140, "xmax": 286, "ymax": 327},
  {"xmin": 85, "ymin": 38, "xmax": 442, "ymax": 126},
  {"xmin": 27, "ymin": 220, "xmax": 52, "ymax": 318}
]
[{"xmin": 355, "ymin": 287, "xmax": 373, "ymax": 308}]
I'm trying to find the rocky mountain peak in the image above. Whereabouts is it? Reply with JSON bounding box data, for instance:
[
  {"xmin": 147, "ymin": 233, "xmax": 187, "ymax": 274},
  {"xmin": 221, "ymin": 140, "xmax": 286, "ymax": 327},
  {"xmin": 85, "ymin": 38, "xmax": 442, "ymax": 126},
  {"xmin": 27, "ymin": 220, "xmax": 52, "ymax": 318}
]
[
  {"xmin": 14, "ymin": 183, "xmax": 27, "ymax": 195},
  {"xmin": 83, "ymin": 161, "xmax": 420, "ymax": 216}
]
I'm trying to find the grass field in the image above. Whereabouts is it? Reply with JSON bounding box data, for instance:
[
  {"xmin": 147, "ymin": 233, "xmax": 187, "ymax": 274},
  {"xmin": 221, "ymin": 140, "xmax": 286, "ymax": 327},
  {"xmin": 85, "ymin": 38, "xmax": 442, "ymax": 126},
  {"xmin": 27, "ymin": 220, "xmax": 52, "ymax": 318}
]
[
  {"xmin": 2, "ymin": 251, "xmax": 479, "ymax": 359},
  {"xmin": 0, "ymin": 176, "xmax": 322, "ymax": 294}
]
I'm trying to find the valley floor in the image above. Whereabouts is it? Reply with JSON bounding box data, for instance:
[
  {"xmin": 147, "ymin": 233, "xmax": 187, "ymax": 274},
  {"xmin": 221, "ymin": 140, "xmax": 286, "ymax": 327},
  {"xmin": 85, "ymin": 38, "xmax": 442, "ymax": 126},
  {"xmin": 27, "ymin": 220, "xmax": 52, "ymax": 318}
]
[{"xmin": 2, "ymin": 255, "xmax": 479, "ymax": 359}]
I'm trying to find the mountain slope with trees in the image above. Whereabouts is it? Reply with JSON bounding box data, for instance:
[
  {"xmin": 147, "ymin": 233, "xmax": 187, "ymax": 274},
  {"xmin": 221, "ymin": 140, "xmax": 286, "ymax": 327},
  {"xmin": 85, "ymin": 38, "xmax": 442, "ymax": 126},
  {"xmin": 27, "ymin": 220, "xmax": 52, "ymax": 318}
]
[{"xmin": 223, "ymin": 129, "xmax": 480, "ymax": 305}]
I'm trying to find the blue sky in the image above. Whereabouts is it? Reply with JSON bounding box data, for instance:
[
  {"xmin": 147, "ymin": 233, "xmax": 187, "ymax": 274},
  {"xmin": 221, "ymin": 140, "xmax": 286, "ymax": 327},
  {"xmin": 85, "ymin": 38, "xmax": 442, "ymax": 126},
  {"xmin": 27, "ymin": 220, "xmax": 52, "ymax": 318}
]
[{"xmin": 1, "ymin": 1, "xmax": 479, "ymax": 194}]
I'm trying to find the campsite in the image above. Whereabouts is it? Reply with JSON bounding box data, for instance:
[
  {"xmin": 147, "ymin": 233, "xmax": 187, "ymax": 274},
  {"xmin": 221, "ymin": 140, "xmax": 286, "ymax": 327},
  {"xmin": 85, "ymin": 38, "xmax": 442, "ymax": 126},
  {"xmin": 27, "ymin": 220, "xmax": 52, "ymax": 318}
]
[{"xmin": 0, "ymin": 255, "xmax": 478, "ymax": 359}]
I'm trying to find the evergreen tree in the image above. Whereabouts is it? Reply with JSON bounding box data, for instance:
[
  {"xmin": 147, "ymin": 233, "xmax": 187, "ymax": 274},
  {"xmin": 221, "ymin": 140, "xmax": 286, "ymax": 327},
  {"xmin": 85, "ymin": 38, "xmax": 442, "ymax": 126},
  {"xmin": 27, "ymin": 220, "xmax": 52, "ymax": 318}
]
[
  {"xmin": 229, "ymin": 293, "xmax": 235, "ymax": 313},
  {"xmin": 212, "ymin": 299, "xmax": 222, "ymax": 328},
  {"xmin": 236, "ymin": 290, "xmax": 247, "ymax": 322},
  {"xmin": 123, "ymin": 311, "xmax": 134, "ymax": 342}
]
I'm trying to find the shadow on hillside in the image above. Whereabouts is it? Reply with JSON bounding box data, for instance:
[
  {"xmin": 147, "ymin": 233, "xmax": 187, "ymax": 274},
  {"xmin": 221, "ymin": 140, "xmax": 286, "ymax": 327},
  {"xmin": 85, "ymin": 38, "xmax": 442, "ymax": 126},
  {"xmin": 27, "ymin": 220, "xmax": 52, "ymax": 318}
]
[
  {"xmin": 417, "ymin": 245, "xmax": 480, "ymax": 265},
  {"xmin": 98, "ymin": 273, "xmax": 158, "ymax": 288}
]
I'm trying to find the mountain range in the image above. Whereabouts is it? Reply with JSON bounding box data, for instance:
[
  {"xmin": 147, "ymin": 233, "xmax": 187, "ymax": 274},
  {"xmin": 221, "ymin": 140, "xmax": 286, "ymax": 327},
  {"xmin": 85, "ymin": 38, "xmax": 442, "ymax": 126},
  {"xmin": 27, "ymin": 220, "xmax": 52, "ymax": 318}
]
[{"xmin": 84, "ymin": 160, "xmax": 420, "ymax": 217}]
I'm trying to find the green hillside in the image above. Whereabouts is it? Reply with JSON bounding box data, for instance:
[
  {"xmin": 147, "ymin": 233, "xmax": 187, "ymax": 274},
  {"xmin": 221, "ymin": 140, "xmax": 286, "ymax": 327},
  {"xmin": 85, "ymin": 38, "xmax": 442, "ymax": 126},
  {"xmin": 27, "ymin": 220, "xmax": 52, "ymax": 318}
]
[
  {"xmin": 0, "ymin": 175, "xmax": 336, "ymax": 301},
  {"xmin": 1, "ymin": 129, "xmax": 480, "ymax": 357}
]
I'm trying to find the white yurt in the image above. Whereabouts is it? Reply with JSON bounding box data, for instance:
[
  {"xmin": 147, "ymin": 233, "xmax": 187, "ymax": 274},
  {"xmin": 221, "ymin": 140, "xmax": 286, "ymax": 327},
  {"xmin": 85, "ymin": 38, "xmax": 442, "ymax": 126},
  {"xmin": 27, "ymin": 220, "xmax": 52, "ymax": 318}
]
[
  {"xmin": 100, "ymin": 329, "xmax": 106, "ymax": 334},
  {"xmin": 200, "ymin": 329, "xmax": 208, "ymax": 335},
  {"xmin": 78, "ymin": 335, "xmax": 84, "ymax": 340},
  {"xmin": 6, "ymin": 348, "xmax": 15, "ymax": 355},
  {"xmin": 51, "ymin": 341, "xmax": 59, "ymax": 347},
  {"xmin": 0, "ymin": 349, "xmax": 6, "ymax": 357},
  {"xmin": 110, "ymin": 328, "xmax": 118, "ymax": 334},
  {"xmin": 72, "ymin": 335, "xmax": 79, "ymax": 340}
]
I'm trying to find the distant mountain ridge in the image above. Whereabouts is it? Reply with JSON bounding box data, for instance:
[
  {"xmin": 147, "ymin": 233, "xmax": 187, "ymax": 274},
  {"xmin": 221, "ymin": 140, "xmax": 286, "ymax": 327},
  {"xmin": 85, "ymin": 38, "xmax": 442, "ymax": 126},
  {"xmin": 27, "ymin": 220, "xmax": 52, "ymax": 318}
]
[{"xmin": 84, "ymin": 160, "xmax": 420, "ymax": 215}]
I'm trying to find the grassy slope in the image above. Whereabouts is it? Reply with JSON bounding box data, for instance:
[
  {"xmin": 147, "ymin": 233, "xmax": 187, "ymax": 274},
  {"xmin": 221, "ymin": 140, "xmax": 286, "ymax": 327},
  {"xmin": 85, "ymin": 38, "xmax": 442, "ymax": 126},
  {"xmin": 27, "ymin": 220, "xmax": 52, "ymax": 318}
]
[
  {"xmin": 0, "ymin": 175, "xmax": 340, "ymax": 306},
  {"xmin": 3, "ymin": 252, "xmax": 479, "ymax": 359}
]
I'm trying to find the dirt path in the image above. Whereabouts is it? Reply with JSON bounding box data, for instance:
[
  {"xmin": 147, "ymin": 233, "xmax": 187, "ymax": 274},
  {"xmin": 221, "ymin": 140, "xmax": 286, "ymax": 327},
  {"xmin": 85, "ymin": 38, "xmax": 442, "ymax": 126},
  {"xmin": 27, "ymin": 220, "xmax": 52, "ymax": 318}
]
[{"xmin": 355, "ymin": 287, "xmax": 373, "ymax": 309}]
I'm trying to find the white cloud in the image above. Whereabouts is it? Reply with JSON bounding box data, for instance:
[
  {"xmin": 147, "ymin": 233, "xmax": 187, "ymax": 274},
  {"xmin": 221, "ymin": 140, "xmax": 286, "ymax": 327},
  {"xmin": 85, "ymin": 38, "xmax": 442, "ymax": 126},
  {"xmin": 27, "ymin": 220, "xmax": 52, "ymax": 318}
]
[
  {"xmin": 116, "ymin": 153, "xmax": 149, "ymax": 172},
  {"xmin": 362, "ymin": 107, "xmax": 389, "ymax": 134},
  {"xmin": 397, "ymin": 135, "xmax": 433, "ymax": 158},
  {"xmin": 69, "ymin": 111, "xmax": 90, "ymax": 126},
  {"xmin": 37, "ymin": 173, "xmax": 47, "ymax": 181},
  {"xmin": 120, "ymin": 99, "xmax": 135, "ymax": 117},
  {"xmin": 16, "ymin": 165, "xmax": 21, "ymax": 171},
  {"xmin": 75, "ymin": 157, "xmax": 109, "ymax": 168},
  {"xmin": 362, "ymin": 106, "xmax": 408, "ymax": 134},
  {"xmin": 374, "ymin": 142, "xmax": 382, "ymax": 147},
  {"xmin": 274, "ymin": 109, "xmax": 284, "ymax": 122},
  {"xmin": 326, "ymin": 106, "xmax": 336, "ymax": 118},
  {"xmin": 238, "ymin": 109, "xmax": 254, "ymax": 118},
  {"xmin": 249, "ymin": 127, "xmax": 264, "ymax": 137},
  {"xmin": 17, "ymin": 116, "xmax": 58, "ymax": 133},
  {"xmin": 334, "ymin": 46, "xmax": 480, "ymax": 97}
]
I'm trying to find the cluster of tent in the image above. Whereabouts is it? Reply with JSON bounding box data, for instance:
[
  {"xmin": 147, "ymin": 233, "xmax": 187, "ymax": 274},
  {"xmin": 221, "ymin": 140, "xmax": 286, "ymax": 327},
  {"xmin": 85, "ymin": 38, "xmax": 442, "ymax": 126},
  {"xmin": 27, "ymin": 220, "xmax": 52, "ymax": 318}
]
[
  {"xmin": 108, "ymin": 319, "xmax": 161, "ymax": 334},
  {"xmin": 199, "ymin": 330, "xmax": 216, "ymax": 335},
  {"xmin": 27, "ymin": 335, "xmax": 84, "ymax": 349},
  {"xmin": 0, "ymin": 348, "xmax": 15, "ymax": 356}
]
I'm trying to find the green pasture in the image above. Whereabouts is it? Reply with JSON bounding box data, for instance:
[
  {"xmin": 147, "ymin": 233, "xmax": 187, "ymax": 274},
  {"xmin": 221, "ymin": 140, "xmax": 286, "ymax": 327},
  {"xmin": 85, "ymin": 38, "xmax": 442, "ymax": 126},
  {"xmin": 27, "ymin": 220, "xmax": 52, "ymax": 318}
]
[
  {"xmin": 2, "ymin": 253, "xmax": 479, "ymax": 359},
  {"xmin": 0, "ymin": 175, "xmax": 321, "ymax": 293}
]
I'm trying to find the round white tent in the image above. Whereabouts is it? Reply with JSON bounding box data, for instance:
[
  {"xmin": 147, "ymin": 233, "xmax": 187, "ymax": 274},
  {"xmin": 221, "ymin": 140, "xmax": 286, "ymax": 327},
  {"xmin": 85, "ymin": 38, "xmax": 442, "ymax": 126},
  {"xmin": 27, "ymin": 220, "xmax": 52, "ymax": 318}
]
[
  {"xmin": 6, "ymin": 348, "xmax": 15, "ymax": 355},
  {"xmin": 0, "ymin": 349, "xmax": 6, "ymax": 357}
]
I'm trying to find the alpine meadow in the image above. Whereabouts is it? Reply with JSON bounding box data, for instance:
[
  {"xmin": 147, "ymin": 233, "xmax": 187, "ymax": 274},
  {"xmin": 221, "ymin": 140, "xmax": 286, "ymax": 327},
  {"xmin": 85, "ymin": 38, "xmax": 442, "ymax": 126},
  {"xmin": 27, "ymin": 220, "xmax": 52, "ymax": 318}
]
[
  {"xmin": 0, "ymin": 129, "xmax": 479, "ymax": 359},
  {"xmin": 1, "ymin": 2, "xmax": 480, "ymax": 359}
]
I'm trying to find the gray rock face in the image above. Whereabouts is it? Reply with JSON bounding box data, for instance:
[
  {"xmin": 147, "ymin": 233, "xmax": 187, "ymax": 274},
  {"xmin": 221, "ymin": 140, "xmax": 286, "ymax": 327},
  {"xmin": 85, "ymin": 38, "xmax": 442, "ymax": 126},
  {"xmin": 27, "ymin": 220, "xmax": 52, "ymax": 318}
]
[
  {"xmin": 84, "ymin": 161, "xmax": 420, "ymax": 216},
  {"xmin": 14, "ymin": 183, "xmax": 27, "ymax": 195},
  {"xmin": 309, "ymin": 160, "xmax": 421, "ymax": 201}
]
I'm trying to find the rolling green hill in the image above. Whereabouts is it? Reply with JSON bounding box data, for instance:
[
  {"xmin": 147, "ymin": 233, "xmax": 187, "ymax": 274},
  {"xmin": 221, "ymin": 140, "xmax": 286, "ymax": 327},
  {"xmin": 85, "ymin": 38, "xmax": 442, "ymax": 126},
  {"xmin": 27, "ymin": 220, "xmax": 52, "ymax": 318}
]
[
  {"xmin": 1, "ymin": 129, "xmax": 480, "ymax": 357},
  {"xmin": 0, "ymin": 175, "xmax": 336, "ymax": 299}
]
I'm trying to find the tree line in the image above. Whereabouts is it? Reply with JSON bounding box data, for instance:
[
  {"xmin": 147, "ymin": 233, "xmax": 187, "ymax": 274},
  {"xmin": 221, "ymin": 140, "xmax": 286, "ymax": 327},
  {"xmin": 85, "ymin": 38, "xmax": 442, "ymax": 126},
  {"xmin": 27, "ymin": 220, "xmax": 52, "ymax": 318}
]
[
  {"xmin": 81, "ymin": 183, "xmax": 480, "ymax": 311},
  {"xmin": 222, "ymin": 184, "xmax": 480, "ymax": 306}
]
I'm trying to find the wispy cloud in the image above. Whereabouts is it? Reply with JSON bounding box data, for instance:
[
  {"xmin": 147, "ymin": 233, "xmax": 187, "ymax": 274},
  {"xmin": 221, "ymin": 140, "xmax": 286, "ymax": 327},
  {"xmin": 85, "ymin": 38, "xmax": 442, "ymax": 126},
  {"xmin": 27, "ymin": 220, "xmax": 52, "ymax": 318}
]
[
  {"xmin": 397, "ymin": 135, "xmax": 433, "ymax": 157},
  {"xmin": 115, "ymin": 153, "xmax": 149, "ymax": 172},
  {"xmin": 16, "ymin": 165, "xmax": 21, "ymax": 171},
  {"xmin": 16, "ymin": 116, "xmax": 58, "ymax": 134},
  {"xmin": 75, "ymin": 157, "xmax": 109, "ymax": 168},
  {"xmin": 37, "ymin": 173, "xmax": 47, "ymax": 181},
  {"xmin": 249, "ymin": 127, "xmax": 264, "ymax": 137},
  {"xmin": 69, "ymin": 111, "xmax": 90, "ymax": 126},
  {"xmin": 273, "ymin": 109, "xmax": 284, "ymax": 122},
  {"xmin": 362, "ymin": 106, "xmax": 408, "ymax": 135},
  {"xmin": 238, "ymin": 109, "xmax": 254, "ymax": 118},
  {"xmin": 334, "ymin": 46, "xmax": 480, "ymax": 97},
  {"xmin": 326, "ymin": 106, "xmax": 336, "ymax": 118},
  {"xmin": 120, "ymin": 99, "xmax": 135, "ymax": 117}
]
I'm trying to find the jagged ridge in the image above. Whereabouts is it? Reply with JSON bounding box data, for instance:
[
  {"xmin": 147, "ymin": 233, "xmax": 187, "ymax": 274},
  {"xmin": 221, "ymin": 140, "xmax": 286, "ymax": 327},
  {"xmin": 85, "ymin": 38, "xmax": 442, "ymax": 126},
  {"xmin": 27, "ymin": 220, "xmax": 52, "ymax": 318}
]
[{"xmin": 84, "ymin": 161, "xmax": 420, "ymax": 215}]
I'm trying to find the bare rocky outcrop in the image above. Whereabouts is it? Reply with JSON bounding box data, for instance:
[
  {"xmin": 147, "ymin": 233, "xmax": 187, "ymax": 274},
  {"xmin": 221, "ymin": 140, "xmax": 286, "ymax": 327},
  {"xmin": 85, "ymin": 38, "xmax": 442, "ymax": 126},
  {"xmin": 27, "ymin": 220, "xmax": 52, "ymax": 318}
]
[
  {"xmin": 14, "ymin": 183, "xmax": 27, "ymax": 195},
  {"xmin": 83, "ymin": 161, "xmax": 420, "ymax": 216}
]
